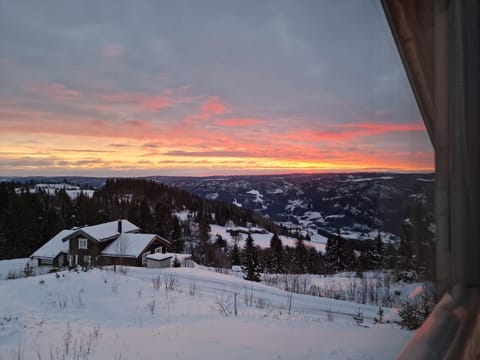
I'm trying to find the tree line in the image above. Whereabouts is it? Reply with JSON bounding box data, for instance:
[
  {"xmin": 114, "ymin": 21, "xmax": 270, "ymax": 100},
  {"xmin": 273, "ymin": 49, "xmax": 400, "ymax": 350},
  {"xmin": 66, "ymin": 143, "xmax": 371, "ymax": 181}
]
[
  {"xmin": 0, "ymin": 178, "xmax": 434, "ymax": 282},
  {"xmin": 0, "ymin": 178, "xmax": 283, "ymax": 259}
]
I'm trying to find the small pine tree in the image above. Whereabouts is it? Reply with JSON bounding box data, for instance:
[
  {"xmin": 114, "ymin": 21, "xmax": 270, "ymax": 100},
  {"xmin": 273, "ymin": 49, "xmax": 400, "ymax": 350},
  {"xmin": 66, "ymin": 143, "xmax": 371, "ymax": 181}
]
[
  {"xmin": 231, "ymin": 242, "xmax": 241, "ymax": 266},
  {"xmin": 375, "ymin": 306, "xmax": 384, "ymax": 324},
  {"xmin": 173, "ymin": 256, "xmax": 181, "ymax": 267},
  {"xmin": 353, "ymin": 309, "xmax": 364, "ymax": 326},
  {"xmin": 242, "ymin": 234, "xmax": 261, "ymax": 282},
  {"xmin": 399, "ymin": 301, "xmax": 423, "ymax": 330}
]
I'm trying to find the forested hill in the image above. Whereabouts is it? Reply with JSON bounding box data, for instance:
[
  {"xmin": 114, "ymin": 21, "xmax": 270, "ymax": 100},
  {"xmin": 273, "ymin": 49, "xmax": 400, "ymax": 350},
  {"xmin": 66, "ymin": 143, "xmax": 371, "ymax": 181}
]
[{"xmin": 0, "ymin": 178, "xmax": 280, "ymax": 259}]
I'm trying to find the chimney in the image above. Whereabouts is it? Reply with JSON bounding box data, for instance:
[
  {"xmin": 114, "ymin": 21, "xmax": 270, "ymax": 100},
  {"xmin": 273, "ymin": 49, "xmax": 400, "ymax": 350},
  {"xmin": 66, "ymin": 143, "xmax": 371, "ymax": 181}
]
[{"xmin": 118, "ymin": 219, "xmax": 122, "ymax": 233}]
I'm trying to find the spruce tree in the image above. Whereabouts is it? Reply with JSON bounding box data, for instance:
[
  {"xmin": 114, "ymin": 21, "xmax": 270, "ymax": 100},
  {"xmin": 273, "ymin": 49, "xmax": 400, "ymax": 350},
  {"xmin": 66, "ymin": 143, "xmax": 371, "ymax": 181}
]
[
  {"xmin": 242, "ymin": 234, "xmax": 261, "ymax": 282},
  {"xmin": 372, "ymin": 233, "xmax": 384, "ymax": 269},
  {"xmin": 325, "ymin": 234, "xmax": 344, "ymax": 273},
  {"xmin": 231, "ymin": 242, "xmax": 241, "ymax": 266},
  {"xmin": 293, "ymin": 238, "xmax": 308, "ymax": 273},
  {"xmin": 269, "ymin": 233, "xmax": 284, "ymax": 273}
]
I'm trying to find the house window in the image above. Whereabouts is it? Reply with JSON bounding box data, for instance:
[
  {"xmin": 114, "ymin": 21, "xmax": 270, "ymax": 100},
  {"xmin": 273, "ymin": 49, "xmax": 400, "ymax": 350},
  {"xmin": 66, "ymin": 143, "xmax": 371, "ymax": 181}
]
[
  {"xmin": 78, "ymin": 238, "xmax": 88, "ymax": 250},
  {"xmin": 41, "ymin": 258, "xmax": 53, "ymax": 265},
  {"xmin": 155, "ymin": 246, "xmax": 163, "ymax": 253},
  {"xmin": 83, "ymin": 255, "xmax": 91, "ymax": 265}
]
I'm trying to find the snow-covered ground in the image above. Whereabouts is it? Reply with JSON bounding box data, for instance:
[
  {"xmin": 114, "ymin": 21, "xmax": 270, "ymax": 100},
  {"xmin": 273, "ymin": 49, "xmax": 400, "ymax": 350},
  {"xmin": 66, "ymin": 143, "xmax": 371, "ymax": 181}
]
[
  {"xmin": 0, "ymin": 258, "xmax": 51, "ymax": 280},
  {"xmin": 0, "ymin": 258, "xmax": 31, "ymax": 280},
  {"xmin": 0, "ymin": 266, "xmax": 413, "ymax": 360}
]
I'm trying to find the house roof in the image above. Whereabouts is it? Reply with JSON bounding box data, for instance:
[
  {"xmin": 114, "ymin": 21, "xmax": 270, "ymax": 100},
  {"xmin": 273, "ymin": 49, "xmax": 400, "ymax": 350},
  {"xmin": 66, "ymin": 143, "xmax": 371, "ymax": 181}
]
[
  {"xmin": 63, "ymin": 219, "xmax": 139, "ymax": 243},
  {"xmin": 31, "ymin": 229, "xmax": 73, "ymax": 259},
  {"xmin": 145, "ymin": 253, "xmax": 173, "ymax": 262},
  {"xmin": 101, "ymin": 233, "xmax": 164, "ymax": 258},
  {"xmin": 146, "ymin": 252, "xmax": 192, "ymax": 262}
]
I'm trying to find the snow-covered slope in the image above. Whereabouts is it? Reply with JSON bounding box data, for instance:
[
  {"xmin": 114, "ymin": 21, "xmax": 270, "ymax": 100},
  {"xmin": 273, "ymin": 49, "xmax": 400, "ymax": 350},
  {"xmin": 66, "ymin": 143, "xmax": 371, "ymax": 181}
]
[
  {"xmin": 210, "ymin": 224, "xmax": 326, "ymax": 252},
  {"xmin": 153, "ymin": 173, "xmax": 435, "ymax": 244},
  {"xmin": 0, "ymin": 267, "xmax": 413, "ymax": 359}
]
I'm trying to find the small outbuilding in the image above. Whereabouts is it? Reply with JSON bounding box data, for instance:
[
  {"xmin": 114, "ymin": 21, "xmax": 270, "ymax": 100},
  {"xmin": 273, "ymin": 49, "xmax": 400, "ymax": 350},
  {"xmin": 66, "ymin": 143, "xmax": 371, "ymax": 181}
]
[{"xmin": 145, "ymin": 253, "xmax": 193, "ymax": 268}]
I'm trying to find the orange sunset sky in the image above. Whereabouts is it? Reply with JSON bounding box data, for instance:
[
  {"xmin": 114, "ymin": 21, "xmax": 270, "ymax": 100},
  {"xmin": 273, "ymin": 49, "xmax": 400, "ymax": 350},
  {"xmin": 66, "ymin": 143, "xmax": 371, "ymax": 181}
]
[{"xmin": 0, "ymin": 1, "xmax": 433, "ymax": 176}]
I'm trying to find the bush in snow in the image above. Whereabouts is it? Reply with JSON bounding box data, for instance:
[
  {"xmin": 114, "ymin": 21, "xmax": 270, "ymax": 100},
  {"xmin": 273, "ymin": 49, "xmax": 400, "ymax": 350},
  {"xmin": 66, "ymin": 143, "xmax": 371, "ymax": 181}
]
[
  {"xmin": 398, "ymin": 283, "xmax": 434, "ymax": 330},
  {"xmin": 353, "ymin": 309, "xmax": 364, "ymax": 326}
]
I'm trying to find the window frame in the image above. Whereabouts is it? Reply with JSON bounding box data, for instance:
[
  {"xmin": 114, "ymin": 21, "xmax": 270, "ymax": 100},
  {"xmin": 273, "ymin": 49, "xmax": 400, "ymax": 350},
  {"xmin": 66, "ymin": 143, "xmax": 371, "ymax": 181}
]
[{"xmin": 78, "ymin": 237, "xmax": 88, "ymax": 250}]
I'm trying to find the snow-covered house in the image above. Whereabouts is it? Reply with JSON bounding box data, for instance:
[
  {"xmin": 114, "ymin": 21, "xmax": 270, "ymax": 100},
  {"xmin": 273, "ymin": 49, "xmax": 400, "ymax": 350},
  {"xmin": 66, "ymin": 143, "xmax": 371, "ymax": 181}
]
[
  {"xmin": 30, "ymin": 229, "xmax": 73, "ymax": 267},
  {"xmin": 31, "ymin": 219, "xmax": 170, "ymax": 268}
]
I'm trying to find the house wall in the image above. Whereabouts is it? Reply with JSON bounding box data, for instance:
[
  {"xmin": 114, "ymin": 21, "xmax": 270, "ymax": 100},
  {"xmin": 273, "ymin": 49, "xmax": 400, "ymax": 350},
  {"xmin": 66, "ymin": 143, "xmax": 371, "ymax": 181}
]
[
  {"xmin": 97, "ymin": 256, "xmax": 140, "ymax": 267},
  {"xmin": 68, "ymin": 234, "xmax": 109, "ymax": 266},
  {"xmin": 36, "ymin": 253, "xmax": 66, "ymax": 268}
]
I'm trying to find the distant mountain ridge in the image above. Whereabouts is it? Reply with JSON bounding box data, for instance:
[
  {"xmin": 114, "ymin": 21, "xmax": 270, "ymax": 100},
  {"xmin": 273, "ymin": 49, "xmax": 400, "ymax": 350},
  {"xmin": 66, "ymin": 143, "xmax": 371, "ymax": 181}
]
[
  {"xmin": 3, "ymin": 173, "xmax": 435, "ymax": 244},
  {"xmin": 148, "ymin": 173, "xmax": 435, "ymax": 243}
]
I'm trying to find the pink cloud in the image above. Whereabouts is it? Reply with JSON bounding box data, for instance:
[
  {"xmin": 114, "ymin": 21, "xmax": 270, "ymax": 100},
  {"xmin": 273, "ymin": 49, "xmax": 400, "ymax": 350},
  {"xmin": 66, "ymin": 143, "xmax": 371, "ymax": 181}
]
[
  {"xmin": 96, "ymin": 90, "xmax": 188, "ymax": 113},
  {"xmin": 216, "ymin": 118, "xmax": 259, "ymax": 127},
  {"xmin": 335, "ymin": 122, "xmax": 426, "ymax": 132},
  {"xmin": 284, "ymin": 121, "xmax": 427, "ymax": 143},
  {"xmin": 125, "ymin": 119, "xmax": 152, "ymax": 128},
  {"xmin": 138, "ymin": 96, "xmax": 173, "ymax": 111},
  {"xmin": 200, "ymin": 96, "xmax": 228, "ymax": 115},
  {"xmin": 101, "ymin": 43, "xmax": 126, "ymax": 58},
  {"xmin": 26, "ymin": 82, "xmax": 80, "ymax": 100}
]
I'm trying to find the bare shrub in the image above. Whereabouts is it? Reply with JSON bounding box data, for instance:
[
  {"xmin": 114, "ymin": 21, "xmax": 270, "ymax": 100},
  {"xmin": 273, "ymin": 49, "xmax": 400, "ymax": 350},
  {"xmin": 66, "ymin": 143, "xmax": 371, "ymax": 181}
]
[
  {"xmin": 56, "ymin": 294, "xmax": 68, "ymax": 309},
  {"xmin": 146, "ymin": 298, "xmax": 156, "ymax": 316},
  {"xmin": 7, "ymin": 270, "xmax": 22, "ymax": 280},
  {"xmin": 188, "ymin": 281, "xmax": 196, "ymax": 296},
  {"xmin": 64, "ymin": 323, "xmax": 72, "ymax": 355},
  {"xmin": 287, "ymin": 290, "xmax": 294, "ymax": 315},
  {"xmin": 347, "ymin": 277, "xmax": 357, "ymax": 302},
  {"xmin": 14, "ymin": 341, "xmax": 24, "ymax": 360},
  {"xmin": 233, "ymin": 290, "xmax": 238, "ymax": 316},
  {"xmin": 71, "ymin": 290, "xmax": 86, "ymax": 309},
  {"xmin": 359, "ymin": 277, "xmax": 368, "ymax": 304},
  {"xmin": 110, "ymin": 277, "xmax": 119, "ymax": 293},
  {"xmin": 215, "ymin": 267, "xmax": 229, "ymax": 274},
  {"xmin": 244, "ymin": 287, "xmax": 255, "ymax": 307},
  {"xmin": 326, "ymin": 308, "xmax": 334, "ymax": 321},
  {"xmin": 164, "ymin": 272, "xmax": 178, "ymax": 292},
  {"xmin": 216, "ymin": 296, "xmax": 232, "ymax": 317},
  {"xmin": 152, "ymin": 275, "xmax": 161, "ymax": 291}
]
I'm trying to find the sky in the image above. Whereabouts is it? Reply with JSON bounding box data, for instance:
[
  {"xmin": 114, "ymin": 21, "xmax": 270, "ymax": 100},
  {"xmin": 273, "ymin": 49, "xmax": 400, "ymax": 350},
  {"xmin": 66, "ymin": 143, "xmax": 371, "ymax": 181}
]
[{"xmin": 0, "ymin": 0, "xmax": 433, "ymax": 177}]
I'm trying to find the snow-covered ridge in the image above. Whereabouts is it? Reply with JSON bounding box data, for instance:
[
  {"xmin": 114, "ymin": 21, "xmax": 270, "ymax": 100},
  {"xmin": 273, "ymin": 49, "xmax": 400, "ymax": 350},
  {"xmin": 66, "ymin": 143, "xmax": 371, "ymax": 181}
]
[
  {"xmin": 15, "ymin": 183, "xmax": 95, "ymax": 199},
  {"xmin": 345, "ymin": 176, "xmax": 394, "ymax": 182}
]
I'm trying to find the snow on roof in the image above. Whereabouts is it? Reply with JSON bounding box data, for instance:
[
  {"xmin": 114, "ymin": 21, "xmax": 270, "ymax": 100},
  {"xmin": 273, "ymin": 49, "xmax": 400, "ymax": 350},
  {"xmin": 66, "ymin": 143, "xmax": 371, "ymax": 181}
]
[
  {"xmin": 71, "ymin": 219, "xmax": 139, "ymax": 242},
  {"xmin": 145, "ymin": 253, "xmax": 173, "ymax": 262},
  {"xmin": 31, "ymin": 229, "xmax": 73, "ymax": 258},
  {"xmin": 146, "ymin": 253, "xmax": 192, "ymax": 265},
  {"xmin": 101, "ymin": 233, "xmax": 158, "ymax": 258}
]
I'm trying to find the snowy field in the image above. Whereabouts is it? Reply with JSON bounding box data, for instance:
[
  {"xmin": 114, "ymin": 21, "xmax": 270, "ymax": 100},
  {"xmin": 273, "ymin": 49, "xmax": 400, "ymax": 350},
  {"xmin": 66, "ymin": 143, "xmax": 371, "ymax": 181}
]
[
  {"xmin": 210, "ymin": 224, "xmax": 325, "ymax": 253},
  {"xmin": 0, "ymin": 266, "xmax": 413, "ymax": 360},
  {"xmin": 15, "ymin": 183, "xmax": 95, "ymax": 199}
]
